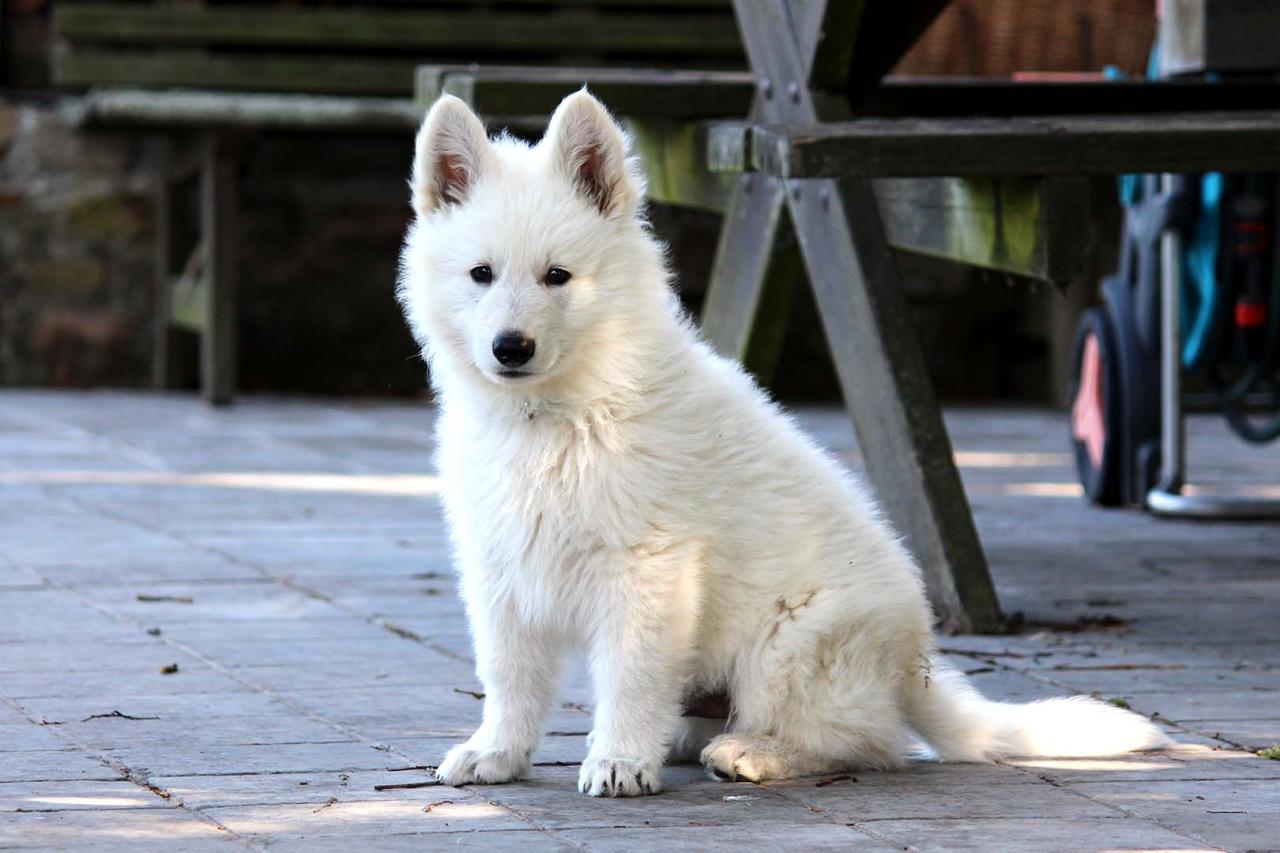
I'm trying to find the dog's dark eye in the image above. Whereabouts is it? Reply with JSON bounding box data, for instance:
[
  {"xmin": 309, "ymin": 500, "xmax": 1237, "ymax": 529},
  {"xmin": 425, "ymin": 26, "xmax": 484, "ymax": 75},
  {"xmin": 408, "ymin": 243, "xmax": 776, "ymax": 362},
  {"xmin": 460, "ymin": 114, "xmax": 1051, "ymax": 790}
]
[
  {"xmin": 544, "ymin": 267, "xmax": 571, "ymax": 286},
  {"xmin": 470, "ymin": 265, "xmax": 493, "ymax": 285}
]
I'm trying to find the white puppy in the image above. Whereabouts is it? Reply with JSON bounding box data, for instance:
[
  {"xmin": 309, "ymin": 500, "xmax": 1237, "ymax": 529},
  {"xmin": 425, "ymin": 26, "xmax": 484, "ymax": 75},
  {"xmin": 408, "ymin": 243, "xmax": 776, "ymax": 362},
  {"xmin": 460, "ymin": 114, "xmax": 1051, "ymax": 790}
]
[{"xmin": 397, "ymin": 91, "xmax": 1168, "ymax": 797}]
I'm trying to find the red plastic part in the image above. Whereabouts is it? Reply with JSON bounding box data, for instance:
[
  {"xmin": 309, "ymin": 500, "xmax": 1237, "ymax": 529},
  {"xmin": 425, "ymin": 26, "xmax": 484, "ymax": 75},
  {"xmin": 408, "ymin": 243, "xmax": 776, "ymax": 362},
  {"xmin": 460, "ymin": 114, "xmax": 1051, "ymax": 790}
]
[{"xmin": 1236, "ymin": 301, "xmax": 1268, "ymax": 328}]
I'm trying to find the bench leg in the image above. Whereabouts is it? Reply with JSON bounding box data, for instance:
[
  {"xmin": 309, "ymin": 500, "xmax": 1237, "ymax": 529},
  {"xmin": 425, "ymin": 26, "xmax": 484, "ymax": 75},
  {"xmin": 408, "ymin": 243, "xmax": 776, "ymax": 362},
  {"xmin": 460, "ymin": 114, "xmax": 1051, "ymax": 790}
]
[
  {"xmin": 711, "ymin": 0, "xmax": 1002, "ymax": 631},
  {"xmin": 200, "ymin": 136, "xmax": 238, "ymax": 406},
  {"xmin": 152, "ymin": 138, "xmax": 174, "ymax": 390},
  {"xmin": 700, "ymin": 174, "xmax": 802, "ymax": 385},
  {"xmin": 790, "ymin": 177, "xmax": 1002, "ymax": 633}
]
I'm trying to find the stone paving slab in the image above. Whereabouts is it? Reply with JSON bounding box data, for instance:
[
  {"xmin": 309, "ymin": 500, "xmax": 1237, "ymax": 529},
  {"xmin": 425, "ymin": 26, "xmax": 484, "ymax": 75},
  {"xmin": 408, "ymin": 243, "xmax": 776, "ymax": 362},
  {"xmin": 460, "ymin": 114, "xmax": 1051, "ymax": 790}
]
[
  {"xmin": 0, "ymin": 807, "xmax": 237, "ymax": 850},
  {"xmin": 556, "ymin": 824, "xmax": 898, "ymax": 852},
  {"xmin": 1014, "ymin": 746, "xmax": 1280, "ymax": 783},
  {"xmin": 200, "ymin": 792, "xmax": 533, "ymax": 841},
  {"xmin": 259, "ymin": 829, "xmax": 572, "ymax": 853},
  {"xmin": 151, "ymin": 769, "xmax": 439, "ymax": 809},
  {"xmin": 1181, "ymin": 720, "xmax": 1280, "ymax": 752},
  {"xmin": 855, "ymin": 817, "xmax": 1214, "ymax": 853},
  {"xmin": 1073, "ymin": 778, "xmax": 1280, "ymax": 851},
  {"xmin": 0, "ymin": 750, "xmax": 126, "ymax": 784},
  {"xmin": 761, "ymin": 770, "xmax": 1119, "ymax": 821},
  {"xmin": 1, "ymin": 391, "xmax": 1278, "ymax": 851},
  {"xmin": 0, "ymin": 778, "xmax": 173, "ymax": 812}
]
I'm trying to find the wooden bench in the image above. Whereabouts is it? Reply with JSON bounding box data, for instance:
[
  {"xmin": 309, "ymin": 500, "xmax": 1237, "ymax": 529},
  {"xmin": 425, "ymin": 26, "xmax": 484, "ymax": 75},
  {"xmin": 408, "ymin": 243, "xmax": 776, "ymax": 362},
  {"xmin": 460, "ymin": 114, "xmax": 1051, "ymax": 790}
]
[
  {"xmin": 53, "ymin": 1, "xmax": 745, "ymax": 96},
  {"xmin": 51, "ymin": 0, "xmax": 748, "ymax": 404},
  {"xmin": 66, "ymin": 0, "xmax": 1280, "ymax": 632}
]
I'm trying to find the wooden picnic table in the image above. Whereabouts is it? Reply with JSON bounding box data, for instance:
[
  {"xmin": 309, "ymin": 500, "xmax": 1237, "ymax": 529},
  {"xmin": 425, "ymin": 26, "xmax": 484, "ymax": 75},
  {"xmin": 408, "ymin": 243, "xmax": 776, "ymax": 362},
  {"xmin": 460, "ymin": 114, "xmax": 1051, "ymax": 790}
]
[
  {"xmin": 417, "ymin": 0, "xmax": 1280, "ymax": 633},
  {"xmin": 694, "ymin": 0, "xmax": 1280, "ymax": 632}
]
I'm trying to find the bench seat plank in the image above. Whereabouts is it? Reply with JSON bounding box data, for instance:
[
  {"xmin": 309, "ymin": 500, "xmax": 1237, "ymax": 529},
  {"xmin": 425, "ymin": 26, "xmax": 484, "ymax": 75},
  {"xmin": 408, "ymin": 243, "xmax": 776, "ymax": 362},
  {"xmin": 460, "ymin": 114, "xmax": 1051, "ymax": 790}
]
[
  {"xmin": 636, "ymin": 122, "xmax": 1090, "ymax": 283},
  {"xmin": 418, "ymin": 66, "xmax": 754, "ymax": 119},
  {"xmin": 736, "ymin": 111, "xmax": 1280, "ymax": 177},
  {"xmin": 415, "ymin": 67, "xmax": 1092, "ymax": 283},
  {"xmin": 862, "ymin": 78, "xmax": 1280, "ymax": 117},
  {"xmin": 875, "ymin": 177, "xmax": 1089, "ymax": 284},
  {"xmin": 75, "ymin": 89, "xmax": 426, "ymax": 132},
  {"xmin": 55, "ymin": 51, "xmax": 422, "ymax": 96}
]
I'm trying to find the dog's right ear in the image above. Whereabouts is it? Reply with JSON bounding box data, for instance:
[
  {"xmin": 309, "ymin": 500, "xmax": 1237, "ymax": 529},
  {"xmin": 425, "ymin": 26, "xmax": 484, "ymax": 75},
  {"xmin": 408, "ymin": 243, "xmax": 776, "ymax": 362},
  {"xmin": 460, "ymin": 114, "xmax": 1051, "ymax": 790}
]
[{"xmin": 412, "ymin": 95, "xmax": 492, "ymax": 216}]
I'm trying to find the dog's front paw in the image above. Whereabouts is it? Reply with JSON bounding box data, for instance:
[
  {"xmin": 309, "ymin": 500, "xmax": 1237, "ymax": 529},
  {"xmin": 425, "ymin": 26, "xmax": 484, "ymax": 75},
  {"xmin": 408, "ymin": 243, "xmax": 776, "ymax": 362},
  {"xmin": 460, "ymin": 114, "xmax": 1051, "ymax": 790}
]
[
  {"xmin": 577, "ymin": 756, "xmax": 662, "ymax": 797},
  {"xmin": 435, "ymin": 742, "xmax": 529, "ymax": 786}
]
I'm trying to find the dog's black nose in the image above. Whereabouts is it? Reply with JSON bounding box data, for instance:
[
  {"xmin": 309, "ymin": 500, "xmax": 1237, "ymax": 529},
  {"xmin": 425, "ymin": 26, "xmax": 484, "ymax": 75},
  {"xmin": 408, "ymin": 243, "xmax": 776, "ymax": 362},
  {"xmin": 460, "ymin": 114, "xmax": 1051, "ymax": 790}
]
[{"xmin": 492, "ymin": 331, "xmax": 536, "ymax": 367}]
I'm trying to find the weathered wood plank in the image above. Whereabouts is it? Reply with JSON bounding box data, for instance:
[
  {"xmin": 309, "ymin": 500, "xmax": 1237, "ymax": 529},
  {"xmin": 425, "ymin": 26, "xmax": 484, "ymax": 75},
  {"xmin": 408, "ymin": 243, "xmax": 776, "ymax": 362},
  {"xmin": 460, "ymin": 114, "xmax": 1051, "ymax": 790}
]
[
  {"xmin": 415, "ymin": 65, "xmax": 751, "ymax": 209},
  {"xmin": 54, "ymin": 51, "xmax": 420, "ymax": 96},
  {"xmin": 863, "ymin": 78, "xmax": 1280, "ymax": 118},
  {"xmin": 803, "ymin": 0, "xmax": 950, "ymax": 105},
  {"xmin": 626, "ymin": 120, "xmax": 738, "ymax": 212},
  {"xmin": 326, "ymin": 0, "xmax": 734, "ymax": 6},
  {"xmin": 728, "ymin": 0, "xmax": 1002, "ymax": 632},
  {"xmin": 414, "ymin": 81, "xmax": 1090, "ymax": 280},
  {"xmin": 709, "ymin": 126, "xmax": 1092, "ymax": 281},
  {"xmin": 54, "ymin": 4, "xmax": 742, "ymax": 56},
  {"xmin": 751, "ymin": 111, "xmax": 1280, "ymax": 178},
  {"xmin": 419, "ymin": 66, "xmax": 754, "ymax": 119},
  {"xmin": 76, "ymin": 90, "xmax": 425, "ymax": 133},
  {"xmin": 376, "ymin": 0, "xmax": 734, "ymax": 6},
  {"xmin": 736, "ymin": 204, "xmax": 804, "ymax": 388},
  {"xmin": 698, "ymin": 174, "xmax": 803, "ymax": 388},
  {"xmin": 416, "ymin": 71, "xmax": 1088, "ymax": 281},
  {"xmin": 790, "ymin": 176, "xmax": 1002, "ymax": 632},
  {"xmin": 874, "ymin": 177, "xmax": 1090, "ymax": 284}
]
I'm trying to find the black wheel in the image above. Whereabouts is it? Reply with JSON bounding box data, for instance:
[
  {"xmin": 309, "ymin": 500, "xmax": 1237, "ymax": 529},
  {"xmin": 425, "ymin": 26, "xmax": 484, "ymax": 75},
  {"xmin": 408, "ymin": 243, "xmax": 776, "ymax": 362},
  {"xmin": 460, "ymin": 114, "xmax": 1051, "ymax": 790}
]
[{"xmin": 1068, "ymin": 307, "xmax": 1123, "ymax": 506}]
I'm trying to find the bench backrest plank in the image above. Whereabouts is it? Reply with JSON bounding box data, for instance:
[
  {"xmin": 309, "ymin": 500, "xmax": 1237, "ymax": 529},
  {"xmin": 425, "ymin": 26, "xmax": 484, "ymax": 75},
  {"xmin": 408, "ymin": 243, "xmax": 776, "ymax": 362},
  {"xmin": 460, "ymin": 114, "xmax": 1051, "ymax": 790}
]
[{"xmin": 53, "ymin": 1, "xmax": 745, "ymax": 96}]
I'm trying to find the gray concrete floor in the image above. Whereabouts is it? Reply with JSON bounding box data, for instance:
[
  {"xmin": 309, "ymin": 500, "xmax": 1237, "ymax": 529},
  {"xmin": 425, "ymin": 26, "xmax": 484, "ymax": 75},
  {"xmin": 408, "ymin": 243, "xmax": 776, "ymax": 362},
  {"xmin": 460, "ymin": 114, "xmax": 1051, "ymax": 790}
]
[{"xmin": 1, "ymin": 390, "xmax": 1278, "ymax": 852}]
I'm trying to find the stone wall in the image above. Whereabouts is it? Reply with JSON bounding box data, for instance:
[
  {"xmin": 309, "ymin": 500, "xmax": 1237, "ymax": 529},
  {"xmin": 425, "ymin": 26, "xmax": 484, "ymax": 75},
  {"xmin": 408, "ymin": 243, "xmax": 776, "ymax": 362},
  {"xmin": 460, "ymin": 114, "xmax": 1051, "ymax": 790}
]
[
  {"xmin": 0, "ymin": 98, "xmax": 427, "ymax": 394},
  {"xmin": 0, "ymin": 99, "xmax": 157, "ymax": 387}
]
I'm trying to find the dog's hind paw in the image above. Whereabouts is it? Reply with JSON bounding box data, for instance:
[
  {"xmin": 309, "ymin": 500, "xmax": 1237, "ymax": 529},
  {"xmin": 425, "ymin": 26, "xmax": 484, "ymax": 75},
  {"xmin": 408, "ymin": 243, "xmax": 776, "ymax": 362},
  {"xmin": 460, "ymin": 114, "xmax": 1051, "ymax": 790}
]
[
  {"xmin": 435, "ymin": 742, "xmax": 529, "ymax": 786},
  {"xmin": 701, "ymin": 733, "xmax": 814, "ymax": 782},
  {"xmin": 577, "ymin": 756, "xmax": 662, "ymax": 797}
]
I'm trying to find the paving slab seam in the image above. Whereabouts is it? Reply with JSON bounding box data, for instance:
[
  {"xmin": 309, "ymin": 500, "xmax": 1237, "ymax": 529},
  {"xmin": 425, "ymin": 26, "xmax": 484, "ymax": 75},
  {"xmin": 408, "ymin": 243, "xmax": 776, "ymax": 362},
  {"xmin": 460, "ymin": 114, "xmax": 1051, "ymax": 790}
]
[
  {"xmin": 734, "ymin": 780, "xmax": 931, "ymax": 850},
  {"xmin": 0, "ymin": 695, "xmax": 263, "ymax": 850},
  {"xmin": 935, "ymin": 650, "xmax": 1254, "ymax": 850},
  {"xmin": 1172, "ymin": 723, "xmax": 1271, "ymax": 753},
  {"xmin": 9, "ymin": 392, "xmax": 366, "ymax": 475},
  {"xmin": 2, "ymin": 404, "xmax": 173, "ymax": 472},
  {"xmin": 1001, "ymin": 760, "xmax": 1230, "ymax": 850},
  {"xmin": 29, "ymin": 567, "xmax": 443, "ymax": 757},
  {"xmin": 210, "ymin": 395, "xmax": 442, "ymax": 458},
  {"xmin": 22, "ymin": 568, "xmax": 592, "ymax": 850},
  {"xmin": 33, "ymin": 481, "xmax": 473, "ymax": 666},
  {"xmin": 378, "ymin": 787, "xmax": 595, "ymax": 850}
]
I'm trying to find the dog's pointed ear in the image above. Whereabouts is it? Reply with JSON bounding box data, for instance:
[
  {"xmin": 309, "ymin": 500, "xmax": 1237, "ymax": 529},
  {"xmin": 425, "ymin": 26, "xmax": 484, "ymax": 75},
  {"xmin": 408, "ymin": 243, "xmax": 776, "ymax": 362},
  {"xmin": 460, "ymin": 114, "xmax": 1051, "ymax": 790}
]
[
  {"xmin": 412, "ymin": 95, "xmax": 492, "ymax": 216},
  {"xmin": 544, "ymin": 90, "xmax": 640, "ymax": 217}
]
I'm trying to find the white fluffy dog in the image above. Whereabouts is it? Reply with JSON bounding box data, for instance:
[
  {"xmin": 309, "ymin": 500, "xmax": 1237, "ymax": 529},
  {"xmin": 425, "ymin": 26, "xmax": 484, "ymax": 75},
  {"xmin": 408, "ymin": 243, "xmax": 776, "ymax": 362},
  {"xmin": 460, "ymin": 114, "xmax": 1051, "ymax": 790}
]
[{"xmin": 397, "ymin": 91, "xmax": 1168, "ymax": 797}]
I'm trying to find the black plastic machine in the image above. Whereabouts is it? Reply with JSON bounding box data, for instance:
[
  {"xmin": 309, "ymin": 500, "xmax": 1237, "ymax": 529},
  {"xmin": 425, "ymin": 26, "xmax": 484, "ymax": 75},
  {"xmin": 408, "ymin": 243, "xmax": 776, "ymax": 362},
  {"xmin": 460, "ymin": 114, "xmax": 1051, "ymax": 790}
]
[
  {"xmin": 1068, "ymin": 173, "xmax": 1280, "ymax": 516},
  {"xmin": 1067, "ymin": 4, "xmax": 1280, "ymax": 518}
]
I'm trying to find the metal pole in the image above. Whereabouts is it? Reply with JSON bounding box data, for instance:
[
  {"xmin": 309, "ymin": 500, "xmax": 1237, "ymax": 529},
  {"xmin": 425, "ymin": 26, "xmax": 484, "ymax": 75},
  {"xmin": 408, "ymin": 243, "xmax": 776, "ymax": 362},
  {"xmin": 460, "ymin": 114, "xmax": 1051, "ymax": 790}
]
[
  {"xmin": 1156, "ymin": 173, "xmax": 1185, "ymax": 493},
  {"xmin": 1146, "ymin": 175, "xmax": 1280, "ymax": 518}
]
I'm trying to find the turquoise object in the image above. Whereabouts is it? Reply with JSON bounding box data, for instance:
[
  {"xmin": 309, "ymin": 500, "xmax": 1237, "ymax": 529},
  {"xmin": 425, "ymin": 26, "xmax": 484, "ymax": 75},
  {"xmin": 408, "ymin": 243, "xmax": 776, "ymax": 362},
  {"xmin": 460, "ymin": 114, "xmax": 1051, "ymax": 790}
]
[{"xmin": 1111, "ymin": 46, "xmax": 1223, "ymax": 369}]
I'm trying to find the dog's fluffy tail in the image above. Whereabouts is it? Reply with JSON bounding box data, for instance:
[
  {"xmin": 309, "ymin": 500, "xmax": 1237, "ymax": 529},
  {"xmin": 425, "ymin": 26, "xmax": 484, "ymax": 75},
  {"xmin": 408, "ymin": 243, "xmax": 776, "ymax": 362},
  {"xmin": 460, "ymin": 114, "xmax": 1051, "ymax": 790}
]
[{"xmin": 906, "ymin": 657, "xmax": 1170, "ymax": 760}]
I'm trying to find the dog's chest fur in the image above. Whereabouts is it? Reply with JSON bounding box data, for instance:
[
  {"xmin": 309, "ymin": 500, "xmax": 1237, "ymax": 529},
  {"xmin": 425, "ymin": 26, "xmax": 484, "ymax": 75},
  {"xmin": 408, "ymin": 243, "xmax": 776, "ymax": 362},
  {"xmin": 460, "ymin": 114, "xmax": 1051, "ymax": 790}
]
[{"xmin": 437, "ymin": 397, "xmax": 683, "ymax": 628}]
